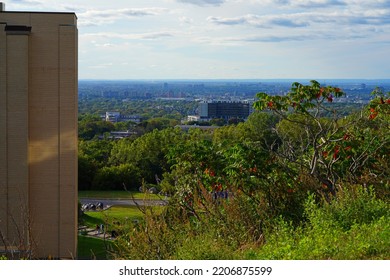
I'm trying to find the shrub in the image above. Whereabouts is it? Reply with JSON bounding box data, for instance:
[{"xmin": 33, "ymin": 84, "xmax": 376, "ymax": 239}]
[
  {"xmin": 251, "ymin": 185, "xmax": 390, "ymax": 260},
  {"xmin": 305, "ymin": 185, "xmax": 389, "ymax": 231},
  {"xmin": 92, "ymin": 163, "xmax": 142, "ymax": 191},
  {"xmin": 175, "ymin": 231, "xmax": 239, "ymax": 260}
]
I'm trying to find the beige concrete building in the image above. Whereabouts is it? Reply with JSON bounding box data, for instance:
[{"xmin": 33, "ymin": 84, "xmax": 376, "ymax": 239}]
[{"xmin": 0, "ymin": 3, "xmax": 78, "ymax": 259}]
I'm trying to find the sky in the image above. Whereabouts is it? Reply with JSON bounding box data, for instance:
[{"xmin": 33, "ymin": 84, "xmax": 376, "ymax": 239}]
[{"xmin": 4, "ymin": 0, "xmax": 390, "ymax": 80}]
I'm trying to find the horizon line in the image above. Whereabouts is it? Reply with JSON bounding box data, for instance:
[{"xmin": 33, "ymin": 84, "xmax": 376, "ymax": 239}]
[{"xmin": 79, "ymin": 78, "xmax": 390, "ymax": 82}]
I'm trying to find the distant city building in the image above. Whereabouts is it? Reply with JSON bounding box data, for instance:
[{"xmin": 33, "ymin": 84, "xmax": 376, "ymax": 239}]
[
  {"xmin": 197, "ymin": 100, "xmax": 253, "ymax": 121},
  {"xmin": 121, "ymin": 115, "xmax": 142, "ymax": 123},
  {"xmin": 187, "ymin": 115, "xmax": 201, "ymax": 122},
  {"xmin": 104, "ymin": 111, "xmax": 142, "ymax": 124},
  {"xmin": 105, "ymin": 111, "xmax": 121, "ymax": 122},
  {"xmin": 99, "ymin": 130, "xmax": 137, "ymax": 140},
  {"xmin": 0, "ymin": 4, "xmax": 77, "ymax": 259}
]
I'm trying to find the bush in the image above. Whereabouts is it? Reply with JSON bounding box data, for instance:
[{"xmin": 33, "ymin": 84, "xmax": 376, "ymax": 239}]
[
  {"xmin": 251, "ymin": 185, "xmax": 390, "ymax": 259},
  {"xmin": 92, "ymin": 163, "xmax": 142, "ymax": 190},
  {"xmin": 175, "ymin": 231, "xmax": 239, "ymax": 260},
  {"xmin": 305, "ymin": 185, "xmax": 389, "ymax": 231}
]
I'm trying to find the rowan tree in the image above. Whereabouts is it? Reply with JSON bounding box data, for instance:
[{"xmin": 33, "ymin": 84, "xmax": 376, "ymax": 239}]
[{"xmin": 254, "ymin": 80, "xmax": 389, "ymax": 196}]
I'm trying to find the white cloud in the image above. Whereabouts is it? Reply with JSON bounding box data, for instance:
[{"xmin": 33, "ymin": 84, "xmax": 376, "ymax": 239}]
[
  {"xmin": 291, "ymin": 0, "xmax": 347, "ymax": 8},
  {"xmin": 81, "ymin": 31, "xmax": 176, "ymax": 41},
  {"xmin": 179, "ymin": 16, "xmax": 194, "ymax": 24},
  {"xmin": 208, "ymin": 14, "xmax": 310, "ymax": 28},
  {"xmin": 177, "ymin": 0, "xmax": 225, "ymax": 6},
  {"xmin": 206, "ymin": 2, "xmax": 390, "ymax": 32},
  {"xmin": 10, "ymin": 0, "xmax": 388, "ymax": 79},
  {"xmin": 78, "ymin": 7, "xmax": 169, "ymax": 26},
  {"xmin": 9, "ymin": 0, "xmax": 43, "ymax": 6},
  {"xmin": 88, "ymin": 62, "xmax": 113, "ymax": 69},
  {"xmin": 252, "ymin": 0, "xmax": 346, "ymax": 8}
]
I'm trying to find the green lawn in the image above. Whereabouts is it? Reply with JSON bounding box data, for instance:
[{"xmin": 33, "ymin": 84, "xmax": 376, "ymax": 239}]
[
  {"xmin": 77, "ymin": 235, "xmax": 114, "ymax": 260},
  {"xmin": 83, "ymin": 205, "xmax": 145, "ymax": 225},
  {"xmin": 78, "ymin": 193, "xmax": 166, "ymax": 260},
  {"xmin": 84, "ymin": 205, "xmax": 143, "ymax": 221},
  {"xmin": 78, "ymin": 205, "xmax": 144, "ymax": 260}
]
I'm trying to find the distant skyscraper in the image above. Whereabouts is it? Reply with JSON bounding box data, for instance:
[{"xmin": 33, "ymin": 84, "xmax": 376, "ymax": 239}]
[
  {"xmin": 198, "ymin": 100, "xmax": 252, "ymax": 120},
  {"xmin": 0, "ymin": 3, "xmax": 78, "ymax": 259}
]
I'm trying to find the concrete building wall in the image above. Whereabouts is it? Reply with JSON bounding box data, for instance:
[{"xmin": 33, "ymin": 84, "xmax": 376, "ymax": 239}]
[
  {"xmin": 0, "ymin": 9, "xmax": 77, "ymax": 259},
  {"xmin": 0, "ymin": 24, "xmax": 6, "ymax": 247}
]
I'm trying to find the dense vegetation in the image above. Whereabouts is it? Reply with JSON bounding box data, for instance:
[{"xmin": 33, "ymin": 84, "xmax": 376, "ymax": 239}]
[{"xmin": 79, "ymin": 81, "xmax": 389, "ymax": 259}]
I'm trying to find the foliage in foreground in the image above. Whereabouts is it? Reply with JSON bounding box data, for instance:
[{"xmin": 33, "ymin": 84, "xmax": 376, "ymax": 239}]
[
  {"xmin": 251, "ymin": 187, "xmax": 389, "ymax": 260},
  {"xmin": 79, "ymin": 80, "xmax": 389, "ymax": 260},
  {"xmin": 110, "ymin": 185, "xmax": 389, "ymax": 260}
]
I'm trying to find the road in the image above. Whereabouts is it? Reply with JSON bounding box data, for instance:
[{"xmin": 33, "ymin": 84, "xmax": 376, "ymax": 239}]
[{"xmin": 80, "ymin": 198, "xmax": 168, "ymax": 208}]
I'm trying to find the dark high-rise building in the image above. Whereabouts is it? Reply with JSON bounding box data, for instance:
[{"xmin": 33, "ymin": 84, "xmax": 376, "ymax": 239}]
[{"xmin": 199, "ymin": 100, "xmax": 252, "ymax": 120}]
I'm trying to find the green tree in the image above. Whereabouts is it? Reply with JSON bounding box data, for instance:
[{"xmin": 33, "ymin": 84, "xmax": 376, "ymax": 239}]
[
  {"xmin": 78, "ymin": 114, "xmax": 115, "ymax": 140},
  {"xmin": 109, "ymin": 127, "xmax": 184, "ymax": 184},
  {"xmin": 254, "ymin": 80, "xmax": 389, "ymax": 196},
  {"xmin": 209, "ymin": 118, "xmax": 226, "ymax": 126},
  {"xmin": 78, "ymin": 139, "xmax": 114, "ymax": 190},
  {"xmin": 92, "ymin": 163, "xmax": 142, "ymax": 190}
]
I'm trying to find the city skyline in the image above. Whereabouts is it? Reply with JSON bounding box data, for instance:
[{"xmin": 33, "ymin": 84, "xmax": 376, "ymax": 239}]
[{"xmin": 6, "ymin": 0, "xmax": 390, "ymax": 80}]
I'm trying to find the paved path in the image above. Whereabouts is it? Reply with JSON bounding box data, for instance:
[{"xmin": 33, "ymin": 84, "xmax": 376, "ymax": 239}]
[
  {"xmin": 80, "ymin": 198, "xmax": 168, "ymax": 208},
  {"xmin": 78, "ymin": 226, "xmax": 112, "ymax": 239}
]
